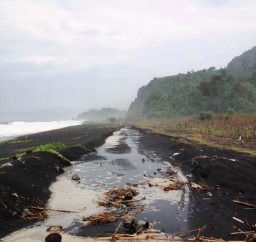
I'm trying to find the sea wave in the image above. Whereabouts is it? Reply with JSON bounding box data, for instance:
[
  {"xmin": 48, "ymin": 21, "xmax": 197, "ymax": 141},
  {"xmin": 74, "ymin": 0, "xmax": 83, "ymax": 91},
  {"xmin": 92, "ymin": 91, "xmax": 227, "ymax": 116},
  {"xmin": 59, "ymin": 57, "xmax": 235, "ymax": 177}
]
[{"xmin": 0, "ymin": 120, "xmax": 83, "ymax": 141}]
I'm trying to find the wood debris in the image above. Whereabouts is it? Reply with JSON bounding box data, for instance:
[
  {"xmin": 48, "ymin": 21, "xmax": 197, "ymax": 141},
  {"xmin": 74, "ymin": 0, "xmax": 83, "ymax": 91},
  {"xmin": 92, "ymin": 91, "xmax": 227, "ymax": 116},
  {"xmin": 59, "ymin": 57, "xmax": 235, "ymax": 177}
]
[
  {"xmin": 21, "ymin": 207, "xmax": 47, "ymax": 221},
  {"xmin": 83, "ymin": 187, "xmax": 146, "ymax": 227},
  {"xmin": 82, "ymin": 211, "xmax": 125, "ymax": 225},
  {"xmin": 30, "ymin": 206, "xmax": 78, "ymax": 213},
  {"xmin": 105, "ymin": 187, "xmax": 138, "ymax": 200},
  {"xmin": 190, "ymin": 182, "xmax": 209, "ymax": 192},
  {"xmin": 232, "ymin": 217, "xmax": 245, "ymax": 224},
  {"xmin": 136, "ymin": 204, "xmax": 145, "ymax": 214},
  {"xmin": 195, "ymin": 236, "xmax": 225, "ymax": 242},
  {"xmin": 163, "ymin": 181, "xmax": 186, "ymax": 191},
  {"xmin": 98, "ymin": 187, "xmax": 140, "ymax": 209},
  {"xmin": 230, "ymin": 230, "xmax": 255, "ymax": 235},
  {"xmin": 232, "ymin": 199, "xmax": 256, "ymax": 208},
  {"xmin": 94, "ymin": 226, "xmax": 233, "ymax": 241}
]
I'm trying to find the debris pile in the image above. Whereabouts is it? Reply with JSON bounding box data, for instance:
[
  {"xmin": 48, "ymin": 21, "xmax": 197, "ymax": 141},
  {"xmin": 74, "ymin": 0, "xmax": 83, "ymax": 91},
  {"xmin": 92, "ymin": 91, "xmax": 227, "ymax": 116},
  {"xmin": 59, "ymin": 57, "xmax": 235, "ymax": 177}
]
[
  {"xmin": 147, "ymin": 177, "xmax": 187, "ymax": 192},
  {"xmin": 83, "ymin": 211, "xmax": 125, "ymax": 226},
  {"xmin": 229, "ymin": 200, "xmax": 256, "ymax": 241},
  {"xmin": 98, "ymin": 187, "xmax": 140, "ymax": 209},
  {"xmin": 21, "ymin": 207, "xmax": 47, "ymax": 221},
  {"xmin": 95, "ymin": 225, "xmax": 211, "ymax": 241},
  {"xmin": 82, "ymin": 187, "xmax": 146, "ymax": 227},
  {"xmin": 163, "ymin": 181, "xmax": 186, "ymax": 191}
]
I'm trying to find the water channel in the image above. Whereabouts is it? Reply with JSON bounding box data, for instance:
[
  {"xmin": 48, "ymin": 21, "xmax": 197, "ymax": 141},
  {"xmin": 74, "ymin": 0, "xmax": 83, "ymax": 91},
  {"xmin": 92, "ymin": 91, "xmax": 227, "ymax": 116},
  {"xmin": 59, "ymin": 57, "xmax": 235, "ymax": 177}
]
[{"xmin": 4, "ymin": 127, "xmax": 190, "ymax": 241}]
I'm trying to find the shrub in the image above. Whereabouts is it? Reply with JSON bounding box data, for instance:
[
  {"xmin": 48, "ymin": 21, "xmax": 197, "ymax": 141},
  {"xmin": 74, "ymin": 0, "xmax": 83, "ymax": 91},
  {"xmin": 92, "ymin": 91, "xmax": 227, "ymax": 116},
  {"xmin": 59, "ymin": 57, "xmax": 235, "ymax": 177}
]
[
  {"xmin": 199, "ymin": 111, "xmax": 213, "ymax": 121},
  {"xmin": 226, "ymin": 108, "xmax": 235, "ymax": 117}
]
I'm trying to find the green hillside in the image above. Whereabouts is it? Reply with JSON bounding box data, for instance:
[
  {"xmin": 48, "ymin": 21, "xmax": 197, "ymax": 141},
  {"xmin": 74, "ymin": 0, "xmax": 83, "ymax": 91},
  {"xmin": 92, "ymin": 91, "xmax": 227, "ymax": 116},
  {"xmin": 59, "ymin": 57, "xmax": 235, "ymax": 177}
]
[{"xmin": 127, "ymin": 46, "xmax": 256, "ymax": 119}]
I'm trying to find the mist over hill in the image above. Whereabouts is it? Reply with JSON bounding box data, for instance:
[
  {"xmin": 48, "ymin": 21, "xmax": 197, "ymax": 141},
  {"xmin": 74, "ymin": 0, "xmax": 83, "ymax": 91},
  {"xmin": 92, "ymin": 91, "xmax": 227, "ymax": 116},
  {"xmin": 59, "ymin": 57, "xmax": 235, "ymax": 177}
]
[
  {"xmin": 76, "ymin": 108, "xmax": 126, "ymax": 121},
  {"xmin": 127, "ymin": 46, "xmax": 256, "ymax": 119}
]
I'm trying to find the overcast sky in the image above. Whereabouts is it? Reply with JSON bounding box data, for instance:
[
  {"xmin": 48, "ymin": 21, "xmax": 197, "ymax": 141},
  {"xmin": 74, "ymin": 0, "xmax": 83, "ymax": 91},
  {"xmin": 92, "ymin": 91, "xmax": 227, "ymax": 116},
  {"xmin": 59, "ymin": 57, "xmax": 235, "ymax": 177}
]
[{"xmin": 0, "ymin": 0, "xmax": 256, "ymax": 121}]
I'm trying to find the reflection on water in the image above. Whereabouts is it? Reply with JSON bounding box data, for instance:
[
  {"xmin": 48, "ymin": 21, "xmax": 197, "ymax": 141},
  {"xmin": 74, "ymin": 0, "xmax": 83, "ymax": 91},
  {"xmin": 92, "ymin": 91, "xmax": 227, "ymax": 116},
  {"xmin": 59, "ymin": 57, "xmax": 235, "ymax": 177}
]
[
  {"xmin": 4, "ymin": 127, "xmax": 190, "ymax": 241},
  {"xmin": 69, "ymin": 128, "xmax": 190, "ymax": 236}
]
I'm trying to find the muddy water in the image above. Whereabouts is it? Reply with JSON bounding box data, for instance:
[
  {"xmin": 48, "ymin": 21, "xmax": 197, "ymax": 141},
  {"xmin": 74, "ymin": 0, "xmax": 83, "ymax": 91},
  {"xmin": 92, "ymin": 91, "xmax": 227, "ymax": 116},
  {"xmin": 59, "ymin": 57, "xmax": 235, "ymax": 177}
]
[{"xmin": 4, "ymin": 127, "xmax": 189, "ymax": 241}]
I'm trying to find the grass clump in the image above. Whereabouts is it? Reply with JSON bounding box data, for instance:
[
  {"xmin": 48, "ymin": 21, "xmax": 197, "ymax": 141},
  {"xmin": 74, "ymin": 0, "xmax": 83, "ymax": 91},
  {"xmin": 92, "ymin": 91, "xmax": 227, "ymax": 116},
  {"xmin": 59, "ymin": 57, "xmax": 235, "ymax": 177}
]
[
  {"xmin": 32, "ymin": 142, "xmax": 66, "ymax": 152},
  {"xmin": 32, "ymin": 142, "xmax": 69, "ymax": 161},
  {"xmin": 0, "ymin": 139, "xmax": 32, "ymax": 146},
  {"xmin": 0, "ymin": 142, "xmax": 70, "ymax": 162}
]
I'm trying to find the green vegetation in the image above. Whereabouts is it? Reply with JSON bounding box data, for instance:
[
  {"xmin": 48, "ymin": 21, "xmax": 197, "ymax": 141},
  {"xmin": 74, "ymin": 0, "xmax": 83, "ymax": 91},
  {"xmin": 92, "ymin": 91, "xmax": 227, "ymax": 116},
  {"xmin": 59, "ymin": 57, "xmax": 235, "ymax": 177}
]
[
  {"xmin": 127, "ymin": 46, "xmax": 256, "ymax": 119},
  {"xmin": 32, "ymin": 142, "xmax": 66, "ymax": 152},
  {"xmin": 0, "ymin": 142, "xmax": 69, "ymax": 162},
  {"xmin": 31, "ymin": 142, "xmax": 69, "ymax": 161},
  {"xmin": 199, "ymin": 111, "xmax": 213, "ymax": 121},
  {"xmin": 127, "ymin": 46, "xmax": 256, "ymax": 154},
  {"xmin": 0, "ymin": 139, "xmax": 32, "ymax": 145},
  {"xmin": 130, "ymin": 113, "xmax": 256, "ymax": 155},
  {"xmin": 226, "ymin": 108, "xmax": 235, "ymax": 117}
]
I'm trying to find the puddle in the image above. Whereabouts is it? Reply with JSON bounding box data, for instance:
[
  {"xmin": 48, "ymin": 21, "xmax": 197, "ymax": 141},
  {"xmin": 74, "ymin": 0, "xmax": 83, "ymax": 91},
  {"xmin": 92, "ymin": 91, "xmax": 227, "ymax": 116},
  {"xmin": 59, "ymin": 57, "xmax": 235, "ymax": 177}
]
[{"xmin": 3, "ymin": 127, "xmax": 189, "ymax": 241}]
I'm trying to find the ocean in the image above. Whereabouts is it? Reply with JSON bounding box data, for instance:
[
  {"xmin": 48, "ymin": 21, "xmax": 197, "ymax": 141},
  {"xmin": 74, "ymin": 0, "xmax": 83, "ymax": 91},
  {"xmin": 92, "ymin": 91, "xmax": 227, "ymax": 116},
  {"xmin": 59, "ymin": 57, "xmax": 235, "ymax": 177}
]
[{"xmin": 0, "ymin": 120, "xmax": 83, "ymax": 141}]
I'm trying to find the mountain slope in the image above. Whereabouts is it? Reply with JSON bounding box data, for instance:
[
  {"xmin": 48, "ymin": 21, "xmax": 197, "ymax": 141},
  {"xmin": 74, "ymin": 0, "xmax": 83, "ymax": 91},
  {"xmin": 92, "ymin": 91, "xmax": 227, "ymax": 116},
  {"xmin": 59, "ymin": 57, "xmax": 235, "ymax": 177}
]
[
  {"xmin": 227, "ymin": 46, "xmax": 256, "ymax": 77},
  {"xmin": 127, "ymin": 46, "xmax": 256, "ymax": 119}
]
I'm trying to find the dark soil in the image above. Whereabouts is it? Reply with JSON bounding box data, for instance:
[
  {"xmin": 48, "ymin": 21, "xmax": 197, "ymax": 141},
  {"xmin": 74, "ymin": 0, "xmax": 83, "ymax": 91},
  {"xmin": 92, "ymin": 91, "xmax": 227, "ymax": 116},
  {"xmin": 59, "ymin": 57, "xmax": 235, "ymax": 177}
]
[
  {"xmin": 0, "ymin": 123, "xmax": 119, "ymax": 238},
  {"xmin": 134, "ymin": 127, "xmax": 256, "ymax": 240}
]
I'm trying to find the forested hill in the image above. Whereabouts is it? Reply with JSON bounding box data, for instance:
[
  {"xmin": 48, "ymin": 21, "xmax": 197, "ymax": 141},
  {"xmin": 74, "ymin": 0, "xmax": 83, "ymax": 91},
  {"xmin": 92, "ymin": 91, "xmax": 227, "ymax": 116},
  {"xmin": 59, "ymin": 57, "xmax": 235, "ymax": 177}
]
[
  {"xmin": 127, "ymin": 46, "xmax": 256, "ymax": 119},
  {"xmin": 77, "ymin": 108, "xmax": 126, "ymax": 121}
]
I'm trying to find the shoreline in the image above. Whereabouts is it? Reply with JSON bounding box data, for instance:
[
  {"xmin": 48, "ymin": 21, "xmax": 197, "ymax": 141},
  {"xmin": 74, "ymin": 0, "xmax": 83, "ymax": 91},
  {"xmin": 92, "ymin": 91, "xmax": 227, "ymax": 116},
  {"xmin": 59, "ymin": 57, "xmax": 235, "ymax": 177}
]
[
  {"xmin": 0, "ymin": 123, "xmax": 119, "ymax": 163},
  {"xmin": 1, "ymin": 124, "xmax": 255, "ymax": 240},
  {"xmin": 0, "ymin": 120, "xmax": 83, "ymax": 142},
  {"xmin": 0, "ymin": 123, "xmax": 120, "ymax": 238}
]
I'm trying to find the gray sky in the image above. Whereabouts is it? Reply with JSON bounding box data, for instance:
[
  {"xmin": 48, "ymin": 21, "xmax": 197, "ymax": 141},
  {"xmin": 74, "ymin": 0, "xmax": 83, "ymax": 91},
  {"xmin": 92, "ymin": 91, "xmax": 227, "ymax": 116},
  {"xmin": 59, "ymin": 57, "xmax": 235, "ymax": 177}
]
[{"xmin": 0, "ymin": 0, "xmax": 256, "ymax": 121}]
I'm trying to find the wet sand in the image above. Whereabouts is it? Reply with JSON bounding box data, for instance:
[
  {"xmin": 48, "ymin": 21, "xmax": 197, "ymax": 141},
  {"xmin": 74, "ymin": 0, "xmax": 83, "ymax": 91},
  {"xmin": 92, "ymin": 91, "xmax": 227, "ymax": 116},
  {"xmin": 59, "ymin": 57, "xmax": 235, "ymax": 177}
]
[
  {"xmin": 135, "ymin": 127, "xmax": 256, "ymax": 240},
  {"xmin": 0, "ymin": 123, "xmax": 119, "ymax": 238}
]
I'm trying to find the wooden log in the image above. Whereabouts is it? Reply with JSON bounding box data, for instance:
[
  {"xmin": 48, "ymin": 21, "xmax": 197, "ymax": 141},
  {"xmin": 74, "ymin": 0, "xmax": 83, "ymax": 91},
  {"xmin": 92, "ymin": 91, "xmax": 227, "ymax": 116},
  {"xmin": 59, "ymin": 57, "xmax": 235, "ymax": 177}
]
[{"xmin": 232, "ymin": 199, "xmax": 256, "ymax": 208}]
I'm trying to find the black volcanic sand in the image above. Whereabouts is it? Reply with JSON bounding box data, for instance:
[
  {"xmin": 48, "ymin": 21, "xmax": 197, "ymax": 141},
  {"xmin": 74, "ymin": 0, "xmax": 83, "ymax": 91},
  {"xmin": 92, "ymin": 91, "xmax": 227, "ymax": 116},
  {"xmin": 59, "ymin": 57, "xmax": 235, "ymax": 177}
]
[
  {"xmin": 1, "ymin": 124, "xmax": 255, "ymax": 240},
  {"xmin": 0, "ymin": 123, "xmax": 119, "ymax": 238},
  {"xmin": 134, "ymin": 127, "xmax": 256, "ymax": 240},
  {"xmin": 0, "ymin": 123, "xmax": 118, "ymax": 162}
]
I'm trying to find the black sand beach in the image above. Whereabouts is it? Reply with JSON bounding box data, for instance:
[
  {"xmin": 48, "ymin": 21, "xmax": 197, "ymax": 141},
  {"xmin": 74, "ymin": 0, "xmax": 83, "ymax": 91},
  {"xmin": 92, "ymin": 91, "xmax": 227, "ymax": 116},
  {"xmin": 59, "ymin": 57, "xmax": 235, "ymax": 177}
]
[
  {"xmin": 0, "ymin": 124, "xmax": 255, "ymax": 240},
  {"xmin": 0, "ymin": 123, "xmax": 119, "ymax": 238},
  {"xmin": 135, "ymin": 127, "xmax": 256, "ymax": 240}
]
